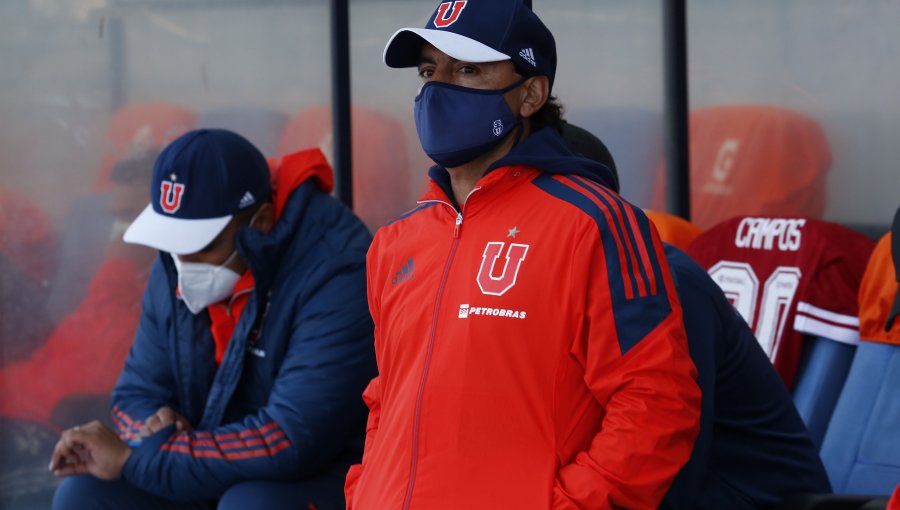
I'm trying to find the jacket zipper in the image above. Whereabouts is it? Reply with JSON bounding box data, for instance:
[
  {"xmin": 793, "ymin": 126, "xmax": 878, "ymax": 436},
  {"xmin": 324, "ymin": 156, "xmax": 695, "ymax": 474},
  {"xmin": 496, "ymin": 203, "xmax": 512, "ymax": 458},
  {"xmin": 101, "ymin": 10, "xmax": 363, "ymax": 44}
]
[{"xmin": 402, "ymin": 190, "xmax": 477, "ymax": 510}]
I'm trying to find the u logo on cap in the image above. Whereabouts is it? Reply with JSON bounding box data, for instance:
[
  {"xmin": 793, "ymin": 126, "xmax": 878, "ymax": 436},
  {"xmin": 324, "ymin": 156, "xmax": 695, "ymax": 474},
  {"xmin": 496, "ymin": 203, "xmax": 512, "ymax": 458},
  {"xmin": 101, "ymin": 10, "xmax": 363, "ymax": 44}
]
[
  {"xmin": 160, "ymin": 180, "xmax": 186, "ymax": 214},
  {"xmin": 433, "ymin": 1, "xmax": 467, "ymax": 28}
]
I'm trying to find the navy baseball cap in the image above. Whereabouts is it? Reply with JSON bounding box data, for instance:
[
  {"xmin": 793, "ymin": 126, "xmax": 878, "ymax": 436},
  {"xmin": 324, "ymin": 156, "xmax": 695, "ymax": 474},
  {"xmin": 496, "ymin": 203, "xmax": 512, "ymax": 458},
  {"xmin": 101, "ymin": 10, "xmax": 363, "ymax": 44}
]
[
  {"xmin": 384, "ymin": 0, "xmax": 557, "ymax": 88},
  {"xmin": 123, "ymin": 129, "xmax": 271, "ymax": 255}
]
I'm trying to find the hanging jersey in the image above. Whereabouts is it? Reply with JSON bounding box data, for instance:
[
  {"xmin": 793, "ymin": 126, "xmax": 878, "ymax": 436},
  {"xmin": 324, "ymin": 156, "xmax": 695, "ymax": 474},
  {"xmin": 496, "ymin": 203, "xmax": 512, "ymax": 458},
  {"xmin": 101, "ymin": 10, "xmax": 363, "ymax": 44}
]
[{"xmin": 688, "ymin": 216, "xmax": 875, "ymax": 388}]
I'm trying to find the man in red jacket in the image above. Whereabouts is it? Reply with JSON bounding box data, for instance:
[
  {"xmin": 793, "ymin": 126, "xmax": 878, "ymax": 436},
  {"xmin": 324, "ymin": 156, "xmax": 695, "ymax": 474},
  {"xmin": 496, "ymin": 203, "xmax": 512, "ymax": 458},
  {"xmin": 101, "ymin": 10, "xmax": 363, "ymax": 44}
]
[{"xmin": 345, "ymin": 1, "xmax": 701, "ymax": 509}]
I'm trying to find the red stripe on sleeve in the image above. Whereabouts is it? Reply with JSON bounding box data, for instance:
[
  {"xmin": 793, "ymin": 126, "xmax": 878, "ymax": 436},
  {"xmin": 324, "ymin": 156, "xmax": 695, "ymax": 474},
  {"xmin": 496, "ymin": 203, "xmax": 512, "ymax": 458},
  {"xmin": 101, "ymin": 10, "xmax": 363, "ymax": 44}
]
[
  {"xmin": 593, "ymin": 184, "xmax": 659, "ymax": 296},
  {"xmin": 577, "ymin": 177, "xmax": 650, "ymax": 297},
  {"xmin": 557, "ymin": 176, "xmax": 638, "ymax": 298},
  {"xmin": 160, "ymin": 436, "xmax": 292, "ymax": 459}
]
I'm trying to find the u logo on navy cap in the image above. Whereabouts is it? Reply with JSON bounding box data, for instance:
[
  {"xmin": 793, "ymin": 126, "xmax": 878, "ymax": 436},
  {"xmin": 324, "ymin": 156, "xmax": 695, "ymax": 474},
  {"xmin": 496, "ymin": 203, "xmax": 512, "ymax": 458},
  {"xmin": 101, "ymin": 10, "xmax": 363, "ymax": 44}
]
[
  {"xmin": 433, "ymin": 1, "xmax": 467, "ymax": 28},
  {"xmin": 159, "ymin": 180, "xmax": 186, "ymax": 214},
  {"xmin": 123, "ymin": 128, "xmax": 271, "ymax": 255}
]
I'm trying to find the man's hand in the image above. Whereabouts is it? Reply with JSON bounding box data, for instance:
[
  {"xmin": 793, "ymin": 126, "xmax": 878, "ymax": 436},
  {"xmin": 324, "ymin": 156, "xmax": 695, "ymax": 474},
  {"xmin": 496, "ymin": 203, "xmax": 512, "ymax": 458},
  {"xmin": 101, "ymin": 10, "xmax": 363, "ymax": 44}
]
[
  {"xmin": 139, "ymin": 406, "xmax": 192, "ymax": 437},
  {"xmin": 48, "ymin": 421, "xmax": 132, "ymax": 480}
]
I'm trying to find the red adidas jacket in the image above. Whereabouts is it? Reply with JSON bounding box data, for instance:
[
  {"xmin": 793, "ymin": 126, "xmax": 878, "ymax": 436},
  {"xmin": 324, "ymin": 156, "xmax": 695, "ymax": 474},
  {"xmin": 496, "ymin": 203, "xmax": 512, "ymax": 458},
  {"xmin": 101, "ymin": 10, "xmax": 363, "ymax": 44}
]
[{"xmin": 346, "ymin": 129, "xmax": 701, "ymax": 509}]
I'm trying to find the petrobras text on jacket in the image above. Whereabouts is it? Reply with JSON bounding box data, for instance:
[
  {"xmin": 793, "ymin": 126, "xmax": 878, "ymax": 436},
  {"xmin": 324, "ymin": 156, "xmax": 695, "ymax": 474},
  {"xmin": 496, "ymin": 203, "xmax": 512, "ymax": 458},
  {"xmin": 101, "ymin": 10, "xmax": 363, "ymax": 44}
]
[{"xmin": 458, "ymin": 303, "xmax": 527, "ymax": 320}]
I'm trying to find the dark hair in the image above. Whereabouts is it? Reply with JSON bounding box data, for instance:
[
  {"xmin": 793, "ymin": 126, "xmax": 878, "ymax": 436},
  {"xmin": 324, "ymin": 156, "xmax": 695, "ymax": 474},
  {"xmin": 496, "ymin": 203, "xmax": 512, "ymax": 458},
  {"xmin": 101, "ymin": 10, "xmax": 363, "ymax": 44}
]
[{"xmin": 528, "ymin": 94, "xmax": 565, "ymax": 134}]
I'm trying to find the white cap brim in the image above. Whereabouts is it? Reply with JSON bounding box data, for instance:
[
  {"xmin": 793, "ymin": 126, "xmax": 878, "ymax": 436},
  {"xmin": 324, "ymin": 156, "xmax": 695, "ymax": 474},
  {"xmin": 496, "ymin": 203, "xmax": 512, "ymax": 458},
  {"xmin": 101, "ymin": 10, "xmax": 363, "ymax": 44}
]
[
  {"xmin": 383, "ymin": 28, "xmax": 510, "ymax": 67},
  {"xmin": 123, "ymin": 203, "xmax": 232, "ymax": 255}
]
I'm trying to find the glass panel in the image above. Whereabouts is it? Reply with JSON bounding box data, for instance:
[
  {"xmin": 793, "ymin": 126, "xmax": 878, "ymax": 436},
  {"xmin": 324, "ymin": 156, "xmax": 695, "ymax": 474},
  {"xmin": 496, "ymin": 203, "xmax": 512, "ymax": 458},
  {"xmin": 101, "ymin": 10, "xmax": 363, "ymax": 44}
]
[
  {"xmin": 349, "ymin": 0, "xmax": 665, "ymax": 218},
  {"xmin": 0, "ymin": 2, "xmax": 328, "ymax": 506},
  {"xmin": 688, "ymin": 0, "xmax": 900, "ymax": 232},
  {"xmin": 349, "ymin": 0, "xmax": 434, "ymax": 230},
  {"xmin": 548, "ymin": 0, "xmax": 665, "ymax": 210}
]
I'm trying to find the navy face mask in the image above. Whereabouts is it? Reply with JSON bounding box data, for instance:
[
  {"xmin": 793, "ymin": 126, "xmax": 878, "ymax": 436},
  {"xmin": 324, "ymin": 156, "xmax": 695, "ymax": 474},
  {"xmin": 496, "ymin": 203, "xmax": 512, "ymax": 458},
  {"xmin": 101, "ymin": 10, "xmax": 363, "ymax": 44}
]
[{"xmin": 414, "ymin": 78, "xmax": 526, "ymax": 169}]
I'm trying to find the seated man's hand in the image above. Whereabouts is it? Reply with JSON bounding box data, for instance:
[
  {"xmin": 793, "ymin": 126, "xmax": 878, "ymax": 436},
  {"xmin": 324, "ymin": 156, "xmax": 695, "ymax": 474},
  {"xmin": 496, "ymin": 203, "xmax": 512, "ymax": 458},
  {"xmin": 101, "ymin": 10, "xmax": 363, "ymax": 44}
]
[
  {"xmin": 139, "ymin": 406, "xmax": 192, "ymax": 437},
  {"xmin": 48, "ymin": 421, "xmax": 131, "ymax": 480}
]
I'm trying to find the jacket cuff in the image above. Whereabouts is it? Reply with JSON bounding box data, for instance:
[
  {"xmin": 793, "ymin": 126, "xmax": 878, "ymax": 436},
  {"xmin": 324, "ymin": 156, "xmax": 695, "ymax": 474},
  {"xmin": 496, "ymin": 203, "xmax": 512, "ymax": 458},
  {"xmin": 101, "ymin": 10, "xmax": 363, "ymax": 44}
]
[{"xmin": 120, "ymin": 424, "xmax": 175, "ymax": 488}]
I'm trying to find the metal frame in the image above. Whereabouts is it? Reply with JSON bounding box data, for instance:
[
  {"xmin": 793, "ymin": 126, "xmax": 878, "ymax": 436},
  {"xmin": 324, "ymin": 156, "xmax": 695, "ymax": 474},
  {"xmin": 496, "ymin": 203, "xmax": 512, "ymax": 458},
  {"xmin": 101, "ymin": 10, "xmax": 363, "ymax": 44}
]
[
  {"xmin": 331, "ymin": 0, "xmax": 353, "ymax": 207},
  {"xmin": 663, "ymin": 0, "xmax": 691, "ymax": 219},
  {"xmin": 332, "ymin": 0, "xmax": 691, "ymax": 213},
  {"xmin": 106, "ymin": 0, "xmax": 691, "ymax": 214}
]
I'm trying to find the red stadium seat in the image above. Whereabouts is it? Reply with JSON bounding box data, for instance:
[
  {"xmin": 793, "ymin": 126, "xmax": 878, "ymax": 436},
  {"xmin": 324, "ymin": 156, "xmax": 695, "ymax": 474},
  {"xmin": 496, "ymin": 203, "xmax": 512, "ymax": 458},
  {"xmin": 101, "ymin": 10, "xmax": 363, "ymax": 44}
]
[
  {"xmin": 198, "ymin": 106, "xmax": 288, "ymax": 157},
  {"xmin": 0, "ymin": 187, "xmax": 57, "ymax": 285},
  {"xmin": 661, "ymin": 105, "xmax": 831, "ymax": 229},
  {"xmin": 95, "ymin": 102, "xmax": 197, "ymax": 191},
  {"xmin": 277, "ymin": 105, "xmax": 412, "ymax": 231},
  {"xmin": 0, "ymin": 188, "xmax": 57, "ymax": 363},
  {"xmin": 49, "ymin": 103, "xmax": 196, "ymax": 321}
]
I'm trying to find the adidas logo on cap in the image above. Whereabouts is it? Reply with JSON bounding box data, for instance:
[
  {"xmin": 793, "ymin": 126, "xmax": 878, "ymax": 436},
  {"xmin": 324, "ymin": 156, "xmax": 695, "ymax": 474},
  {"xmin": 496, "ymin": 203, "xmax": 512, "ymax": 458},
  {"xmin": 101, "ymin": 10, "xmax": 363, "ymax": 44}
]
[
  {"xmin": 519, "ymin": 48, "xmax": 536, "ymax": 67},
  {"xmin": 239, "ymin": 191, "xmax": 256, "ymax": 209}
]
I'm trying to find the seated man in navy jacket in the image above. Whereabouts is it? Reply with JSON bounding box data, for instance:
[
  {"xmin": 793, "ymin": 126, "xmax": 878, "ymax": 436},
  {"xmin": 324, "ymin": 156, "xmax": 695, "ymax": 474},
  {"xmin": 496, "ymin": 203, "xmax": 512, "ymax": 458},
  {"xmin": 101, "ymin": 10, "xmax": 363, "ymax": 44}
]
[
  {"xmin": 563, "ymin": 123, "xmax": 832, "ymax": 509},
  {"xmin": 49, "ymin": 129, "xmax": 376, "ymax": 510}
]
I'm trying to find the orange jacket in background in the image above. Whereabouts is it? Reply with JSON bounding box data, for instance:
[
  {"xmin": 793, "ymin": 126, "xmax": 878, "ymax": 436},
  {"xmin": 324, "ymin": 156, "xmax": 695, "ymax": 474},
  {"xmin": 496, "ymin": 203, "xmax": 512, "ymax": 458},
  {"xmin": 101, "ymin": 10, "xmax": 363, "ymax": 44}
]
[
  {"xmin": 655, "ymin": 105, "xmax": 830, "ymax": 229},
  {"xmin": 858, "ymin": 232, "xmax": 900, "ymax": 345},
  {"xmin": 644, "ymin": 210, "xmax": 703, "ymax": 252}
]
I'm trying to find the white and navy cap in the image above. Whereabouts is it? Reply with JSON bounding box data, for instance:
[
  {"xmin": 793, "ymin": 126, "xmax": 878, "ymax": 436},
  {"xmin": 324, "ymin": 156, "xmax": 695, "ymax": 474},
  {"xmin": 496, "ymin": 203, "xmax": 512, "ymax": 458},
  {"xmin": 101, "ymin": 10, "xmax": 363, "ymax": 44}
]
[
  {"xmin": 384, "ymin": 0, "xmax": 557, "ymax": 89},
  {"xmin": 123, "ymin": 129, "xmax": 271, "ymax": 255}
]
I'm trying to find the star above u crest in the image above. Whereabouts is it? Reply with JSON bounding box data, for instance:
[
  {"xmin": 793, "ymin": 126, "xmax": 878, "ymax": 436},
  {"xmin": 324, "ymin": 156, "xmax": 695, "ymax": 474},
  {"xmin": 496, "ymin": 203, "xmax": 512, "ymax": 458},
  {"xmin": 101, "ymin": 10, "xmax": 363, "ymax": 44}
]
[{"xmin": 507, "ymin": 226, "xmax": 520, "ymax": 238}]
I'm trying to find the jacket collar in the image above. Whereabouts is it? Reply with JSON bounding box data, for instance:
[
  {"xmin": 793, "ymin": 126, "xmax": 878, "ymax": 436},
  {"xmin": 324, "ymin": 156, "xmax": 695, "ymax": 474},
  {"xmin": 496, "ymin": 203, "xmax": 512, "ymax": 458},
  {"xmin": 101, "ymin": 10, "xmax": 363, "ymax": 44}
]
[
  {"xmin": 423, "ymin": 127, "xmax": 618, "ymax": 207},
  {"xmin": 235, "ymin": 148, "xmax": 333, "ymax": 295}
]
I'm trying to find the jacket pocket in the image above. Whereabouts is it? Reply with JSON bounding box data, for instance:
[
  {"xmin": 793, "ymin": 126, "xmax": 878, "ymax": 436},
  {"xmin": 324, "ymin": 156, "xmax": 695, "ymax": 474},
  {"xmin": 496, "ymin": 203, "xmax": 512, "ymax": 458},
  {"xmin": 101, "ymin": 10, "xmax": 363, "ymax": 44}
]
[{"xmin": 552, "ymin": 479, "xmax": 580, "ymax": 510}]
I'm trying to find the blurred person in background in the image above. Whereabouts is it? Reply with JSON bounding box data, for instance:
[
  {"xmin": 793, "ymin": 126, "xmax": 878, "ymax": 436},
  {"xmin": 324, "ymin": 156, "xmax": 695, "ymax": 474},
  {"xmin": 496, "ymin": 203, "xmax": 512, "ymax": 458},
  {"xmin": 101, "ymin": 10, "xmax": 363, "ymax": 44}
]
[
  {"xmin": 49, "ymin": 129, "xmax": 375, "ymax": 510},
  {"xmin": 47, "ymin": 102, "xmax": 196, "ymax": 322},
  {"xmin": 345, "ymin": 1, "xmax": 701, "ymax": 509},
  {"xmin": 660, "ymin": 245, "xmax": 833, "ymax": 509},
  {"xmin": 0, "ymin": 188, "xmax": 59, "ymax": 510},
  {"xmin": 0, "ymin": 152, "xmax": 157, "ymax": 510},
  {"xmin": 0, "ymin": 151, "xmax": 158, "ymax": 426},
  {"xmin": 562, "ymin": 123, "xmax": 833, "ymax": 509}
]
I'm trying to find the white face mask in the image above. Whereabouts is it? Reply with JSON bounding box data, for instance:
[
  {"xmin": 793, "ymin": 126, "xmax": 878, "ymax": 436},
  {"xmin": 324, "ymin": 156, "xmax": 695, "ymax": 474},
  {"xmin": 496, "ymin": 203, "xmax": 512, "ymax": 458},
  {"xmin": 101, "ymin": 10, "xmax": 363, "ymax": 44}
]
[
  {"xmin": 172, "ymin": 252, "xmax": 242, "ymax": 315},
  {"xmin": 171, "ymin": 209, "xmax": 262, "ymax": 314}
]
